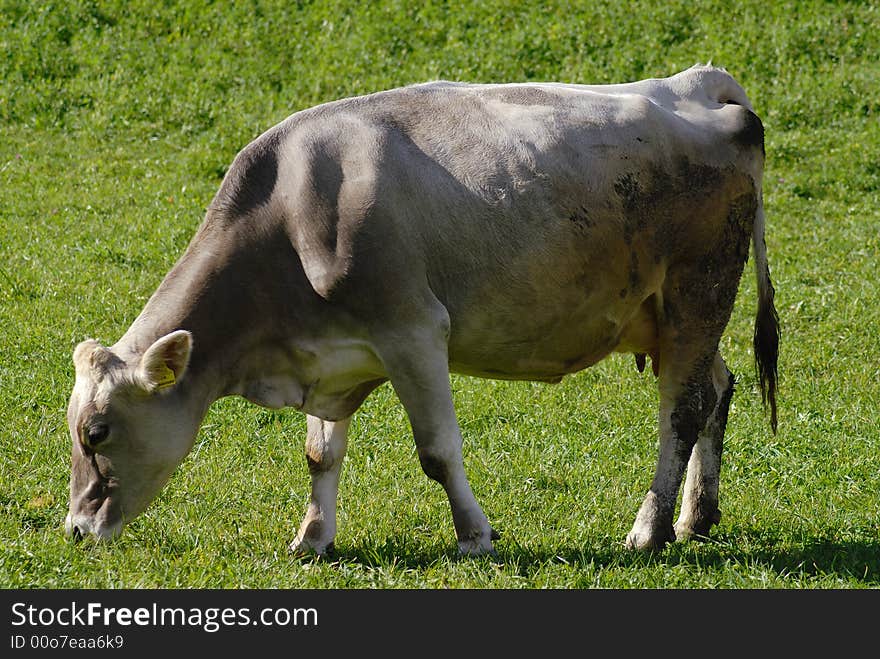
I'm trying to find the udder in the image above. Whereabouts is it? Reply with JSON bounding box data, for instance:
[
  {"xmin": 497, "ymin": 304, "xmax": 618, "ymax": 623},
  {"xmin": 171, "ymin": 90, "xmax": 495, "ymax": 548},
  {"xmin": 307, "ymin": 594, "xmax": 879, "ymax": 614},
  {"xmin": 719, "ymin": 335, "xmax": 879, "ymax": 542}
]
[{"xmin": 614, "ymin": 293, "xmax": 661, "ymax": 374}]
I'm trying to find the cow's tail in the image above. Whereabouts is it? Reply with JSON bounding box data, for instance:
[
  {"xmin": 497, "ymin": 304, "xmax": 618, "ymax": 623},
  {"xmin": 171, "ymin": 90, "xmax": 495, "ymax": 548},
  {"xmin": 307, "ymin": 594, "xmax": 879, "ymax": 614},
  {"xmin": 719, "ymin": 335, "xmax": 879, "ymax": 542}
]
[{"xmin": 752, "ymin": 191, "xmax": 780, "ymax": 433}]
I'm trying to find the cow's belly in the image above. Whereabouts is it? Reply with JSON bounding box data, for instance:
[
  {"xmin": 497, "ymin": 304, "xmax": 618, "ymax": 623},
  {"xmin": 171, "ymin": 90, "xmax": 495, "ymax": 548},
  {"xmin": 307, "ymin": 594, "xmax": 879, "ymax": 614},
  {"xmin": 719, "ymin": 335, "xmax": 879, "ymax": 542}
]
[
  {"xmin": 447, "ymin": 285, "xmax": 660, "ymax": 381},
  {"xmin": 435, "ymin": 220, "xmax": 664, "ymax": 381}
]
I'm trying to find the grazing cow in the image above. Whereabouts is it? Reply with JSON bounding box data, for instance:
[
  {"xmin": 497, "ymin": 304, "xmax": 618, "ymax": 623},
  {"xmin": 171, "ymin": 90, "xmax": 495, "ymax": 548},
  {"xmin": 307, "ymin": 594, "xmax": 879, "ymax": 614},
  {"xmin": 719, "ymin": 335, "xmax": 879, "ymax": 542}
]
[{"xmin": 65, "ymin": 65, "xmax": 778, "ymax": 555}]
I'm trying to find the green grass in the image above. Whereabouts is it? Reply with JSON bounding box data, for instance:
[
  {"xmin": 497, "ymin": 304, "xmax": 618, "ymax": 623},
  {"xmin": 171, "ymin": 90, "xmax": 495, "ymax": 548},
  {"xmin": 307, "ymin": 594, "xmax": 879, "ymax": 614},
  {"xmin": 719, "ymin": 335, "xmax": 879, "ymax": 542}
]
[{"xmin": 2, "ymin": 0, "xmax": 879, "ymax": 588}]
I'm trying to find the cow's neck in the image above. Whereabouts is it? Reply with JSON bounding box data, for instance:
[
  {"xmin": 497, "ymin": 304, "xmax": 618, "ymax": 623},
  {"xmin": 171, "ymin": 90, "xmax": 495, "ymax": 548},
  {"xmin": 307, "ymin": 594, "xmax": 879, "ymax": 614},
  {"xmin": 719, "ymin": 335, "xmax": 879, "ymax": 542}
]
[{"xmin": 114, "ymin": 219, "xmax": 298, "ymax": 408}]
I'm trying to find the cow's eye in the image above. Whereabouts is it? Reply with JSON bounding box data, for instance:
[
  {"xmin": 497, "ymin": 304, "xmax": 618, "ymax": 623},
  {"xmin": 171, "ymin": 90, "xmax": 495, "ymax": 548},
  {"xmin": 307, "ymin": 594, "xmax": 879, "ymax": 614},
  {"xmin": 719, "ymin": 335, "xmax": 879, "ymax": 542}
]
[{"xmin": 86, "ymin": 423, "xmax": 110, "ymax": 446}]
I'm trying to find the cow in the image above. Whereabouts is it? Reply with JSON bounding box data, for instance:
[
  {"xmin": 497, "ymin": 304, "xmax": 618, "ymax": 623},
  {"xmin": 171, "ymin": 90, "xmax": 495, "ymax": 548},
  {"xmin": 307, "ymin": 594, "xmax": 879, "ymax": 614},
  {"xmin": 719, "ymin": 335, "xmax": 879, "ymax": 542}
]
[{"xmin": 65, "ymin": 64, "xmax": 779, "ymax": 556}]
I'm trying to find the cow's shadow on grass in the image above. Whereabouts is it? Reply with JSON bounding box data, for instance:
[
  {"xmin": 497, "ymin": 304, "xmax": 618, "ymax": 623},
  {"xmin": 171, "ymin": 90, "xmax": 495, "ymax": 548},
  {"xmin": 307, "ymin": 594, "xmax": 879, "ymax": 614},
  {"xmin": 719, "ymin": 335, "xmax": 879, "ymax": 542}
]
[
  {"xmin": 325, "ymin": 530, "xmax": 880, "ymax": 586},
  {"xmin": 539, "ymin": 536, "xmax": 880, "ymax": 585}
]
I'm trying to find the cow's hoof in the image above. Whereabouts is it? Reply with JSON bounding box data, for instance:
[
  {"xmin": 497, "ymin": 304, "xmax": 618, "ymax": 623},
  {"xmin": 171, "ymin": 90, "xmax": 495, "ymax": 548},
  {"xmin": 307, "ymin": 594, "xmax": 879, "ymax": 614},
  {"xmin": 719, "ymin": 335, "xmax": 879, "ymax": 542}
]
[
  {"xmin": 674, "ymin": 509, "xmax": 721, "ymax": 542},
  {"xmin": 624, "ymin": 527, "xmax": 674, "ymax": 551},
  {"xmin": 456, "ymin": 528, "xmax": 498, "ymax": 557},
  {"xmin": 288, "ymin": 537, "xmax": 334, "ymax": 559},
  {"xmin": 673, "ymin": 525, "xmax": 702, "ymax": 542}
]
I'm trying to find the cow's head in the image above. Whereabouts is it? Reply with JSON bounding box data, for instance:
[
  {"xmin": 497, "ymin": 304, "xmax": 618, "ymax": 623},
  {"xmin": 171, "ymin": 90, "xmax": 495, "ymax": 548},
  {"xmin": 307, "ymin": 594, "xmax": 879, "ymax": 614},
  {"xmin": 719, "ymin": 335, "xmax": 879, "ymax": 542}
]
[{"xmin": 64, "ymin": 330, "xmax": 195, "ymax": 541}]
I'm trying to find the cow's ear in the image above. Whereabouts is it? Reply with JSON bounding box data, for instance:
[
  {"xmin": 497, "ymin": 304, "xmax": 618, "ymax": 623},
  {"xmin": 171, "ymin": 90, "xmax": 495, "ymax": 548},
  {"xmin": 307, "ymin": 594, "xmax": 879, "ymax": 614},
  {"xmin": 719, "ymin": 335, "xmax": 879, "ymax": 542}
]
[{"xmin": 137, "ymin": 330, "xmax": 192, "ymax": 393}]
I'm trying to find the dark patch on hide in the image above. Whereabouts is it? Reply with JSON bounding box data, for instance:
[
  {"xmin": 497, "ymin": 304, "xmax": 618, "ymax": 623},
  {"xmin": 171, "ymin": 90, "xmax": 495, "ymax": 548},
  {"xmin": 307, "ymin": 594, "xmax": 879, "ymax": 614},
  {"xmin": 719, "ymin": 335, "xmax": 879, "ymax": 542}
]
[
  {"xmin": 733, "ymin": 109, "xmax": 765, "ymax": 155},
  {"xmin": 671, "ymin": 365, "xmax": 718, "ymax": 464},
  {"xmin": 306, "ymin": 455, "xmax": 324, "ymax": 474},
  {"xmin": 681, "ymin": 159, "xmax": 724, "ymax": 191},
  {"xmin": 613, "ymin": 160, "xmax": 736, "ymax": 330},
  {"xmin": 613, "ymin": 160, "xmax": 725, "ymax": 252},
  {"xmin": 725, "ymin": 193, "xmax": 756, "ymax": 266},
  {"xmin": 628, "ymin": 251, "xmax": 641, "ymax": 293},
  {"xmin": 568, "ymin": 205, "xmax": 594, "ymax": 228},
  {"xmin": 212, "ymin": 129, "xmax": 282, "ymax": 217},
  {"xmin": 686, "ymin": 191, "xmax": 755, "ymax": 324},
  {"xmin": 614, "ymin": 172, "xmax": 641, "ymax": 210},
  {"xmin": 655, "ymin": 160, "xmax": 757, "ymax": 344},
  {"xmin": 681, "ymin": 371, "xmax": 735, "ymax": 532},
  {"xmin": 716, "ymin": 371, "xmax": 736, "ymax": 435},
  {"xmin": 614, "ymin": 173, "xmax": 646, "ymax": 244}
]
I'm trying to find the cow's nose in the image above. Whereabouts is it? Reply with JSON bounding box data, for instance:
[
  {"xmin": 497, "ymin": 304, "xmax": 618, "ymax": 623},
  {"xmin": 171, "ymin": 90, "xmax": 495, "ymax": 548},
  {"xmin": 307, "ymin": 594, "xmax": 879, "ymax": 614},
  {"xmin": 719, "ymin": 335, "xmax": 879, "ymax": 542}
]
[{"xmin": 65, "ymin": 512, "xmax": 85, "ymax": 541}]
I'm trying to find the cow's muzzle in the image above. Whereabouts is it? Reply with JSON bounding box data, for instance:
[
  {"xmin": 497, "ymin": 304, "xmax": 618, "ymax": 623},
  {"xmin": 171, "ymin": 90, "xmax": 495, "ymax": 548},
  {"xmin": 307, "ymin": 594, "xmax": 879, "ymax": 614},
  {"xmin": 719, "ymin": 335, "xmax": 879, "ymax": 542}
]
[{"xmin": 64, "ymin": 509, "xmax": 123, "ymax": 542}]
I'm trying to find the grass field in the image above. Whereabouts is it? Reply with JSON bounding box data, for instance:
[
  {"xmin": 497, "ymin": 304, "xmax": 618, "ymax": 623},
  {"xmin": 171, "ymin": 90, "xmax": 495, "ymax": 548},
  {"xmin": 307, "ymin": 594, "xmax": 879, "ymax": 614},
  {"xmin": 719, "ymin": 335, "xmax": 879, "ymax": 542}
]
[{"xmin": 2, "ymin": 0, "xmax": 878, "ymax": 588}]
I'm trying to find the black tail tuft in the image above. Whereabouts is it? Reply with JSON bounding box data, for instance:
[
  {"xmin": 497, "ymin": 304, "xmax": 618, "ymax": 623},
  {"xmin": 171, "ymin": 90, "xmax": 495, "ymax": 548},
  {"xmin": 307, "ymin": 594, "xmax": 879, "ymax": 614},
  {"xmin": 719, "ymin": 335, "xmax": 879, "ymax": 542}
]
[{"xmin": 754, "ymin": 271, "xmax": 780, "ymax": 433}]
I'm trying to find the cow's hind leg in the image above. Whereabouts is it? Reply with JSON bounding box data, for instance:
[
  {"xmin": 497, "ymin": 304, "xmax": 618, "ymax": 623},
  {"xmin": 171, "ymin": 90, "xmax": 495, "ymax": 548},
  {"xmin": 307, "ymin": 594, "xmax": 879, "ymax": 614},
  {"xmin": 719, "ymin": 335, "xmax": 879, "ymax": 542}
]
[
  {"xmin": 626, "ymin": 346, "xmax": 719, "ymax": 550},
  {"xmin": 289, "ymin": 415, "xmax": 351, "ymax": 557},
  {"xmin": 626, "ymin": 180, "xmax": 752, "ymax": 550},
  {"xmin": 378, "ymin": 328, "xmax": 496, "ymax": 556},
  {"xmin": 675, "ymin": 352, "xmax": 735, "ymax": 541}
]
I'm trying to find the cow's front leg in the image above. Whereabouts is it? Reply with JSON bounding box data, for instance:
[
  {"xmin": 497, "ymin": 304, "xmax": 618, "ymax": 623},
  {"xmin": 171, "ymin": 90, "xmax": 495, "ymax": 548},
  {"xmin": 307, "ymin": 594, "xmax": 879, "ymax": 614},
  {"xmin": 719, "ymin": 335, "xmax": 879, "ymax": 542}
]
[
  {"xmin": 380, "ymin": 329, "xmax": 495, "ymax": 556},
  {"xmin": 675, "ymin": 352, "xmax": 735, "ymax": 541},
  {"xmin": 289, "ymin": 415, "xmax": 351, "ymax": 557},
  {"xmin": 626, "ymin": 353, "xmax": 717, "ymax": 551}
]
